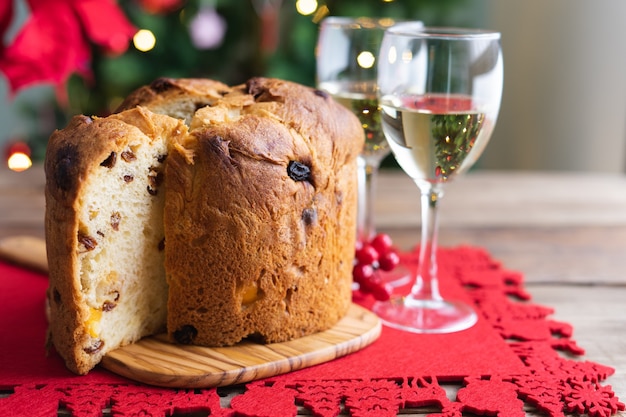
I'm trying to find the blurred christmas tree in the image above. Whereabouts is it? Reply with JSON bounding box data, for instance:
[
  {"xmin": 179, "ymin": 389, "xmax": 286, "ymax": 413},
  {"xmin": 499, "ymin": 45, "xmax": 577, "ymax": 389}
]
[{"xmin": 1, "ymin": 0, "xmax": 487, "ymax": 163}]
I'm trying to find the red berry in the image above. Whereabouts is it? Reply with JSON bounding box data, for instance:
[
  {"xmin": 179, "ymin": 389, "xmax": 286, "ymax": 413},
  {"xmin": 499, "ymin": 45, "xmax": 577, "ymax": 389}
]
[
  {"xmin": 359, "ymin": 273, "xmax": 392, "ymax": 301},
  {"xmin": 370, "ymin": 233, "xmax": 393, "ymax": 255},
  {"xmin": 357, "ymin": 282, "xmax": 372, "ymax": 294},
  {"xmin": 370, "ymin": 280, "xmax": 392, "ymax": 301},
  {"xmin": 357, "ymin": 273, "xmax": 376, "ymax": 293},
  {"xmin": 355, "ymin": 244, "xmax": 379, "ymax": 265},
  {"xmin": 352, "ymin": 263, "xmax": 374, "ymax": 283},
  {"xmin": 378, "ymin": 250, "xmax": 400, "ymax": 271}
]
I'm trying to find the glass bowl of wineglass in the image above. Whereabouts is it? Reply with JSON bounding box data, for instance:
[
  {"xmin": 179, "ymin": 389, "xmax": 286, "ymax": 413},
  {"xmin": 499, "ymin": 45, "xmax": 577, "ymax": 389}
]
[
  {"xmin": 316, "ymin": 17, "xmax": 422, "ymax": 290},
  {"xmin": 373, "ymin": 24, "xmax": 503, "ymax": 333}
]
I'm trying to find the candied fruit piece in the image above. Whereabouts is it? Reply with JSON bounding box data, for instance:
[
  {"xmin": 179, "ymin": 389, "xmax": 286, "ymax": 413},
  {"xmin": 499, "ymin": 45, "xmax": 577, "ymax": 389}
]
[
  {"xmin": 85, "ymin": 307, "xmax": 102, "ymax": 338},
  {"xmin": 241, "ymin": 283, "xmax": 259, "ymax": 305}
]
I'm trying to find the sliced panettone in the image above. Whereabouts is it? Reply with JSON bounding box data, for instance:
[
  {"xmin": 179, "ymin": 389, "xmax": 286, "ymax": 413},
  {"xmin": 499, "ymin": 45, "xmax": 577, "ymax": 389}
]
[{"xmin": 45, "ymin": 107, "xmax": 187, "ymax": 375}]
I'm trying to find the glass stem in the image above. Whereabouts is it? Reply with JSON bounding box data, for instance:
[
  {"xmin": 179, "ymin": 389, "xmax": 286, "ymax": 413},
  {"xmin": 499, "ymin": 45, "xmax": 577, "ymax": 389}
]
[
  {"xmin": 407, "ymin": 182, "xmax": 444, "ymax": 306},
  {"xmin": 356, "ymin": 155, "xmax": 380, "ymax": 245}
]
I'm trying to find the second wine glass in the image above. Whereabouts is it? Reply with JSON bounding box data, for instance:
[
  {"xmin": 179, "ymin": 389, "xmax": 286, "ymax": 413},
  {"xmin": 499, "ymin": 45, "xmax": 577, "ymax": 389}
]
[{"xmin": 316, "ymin": 17, "xmax": 421, "ymax": 288}]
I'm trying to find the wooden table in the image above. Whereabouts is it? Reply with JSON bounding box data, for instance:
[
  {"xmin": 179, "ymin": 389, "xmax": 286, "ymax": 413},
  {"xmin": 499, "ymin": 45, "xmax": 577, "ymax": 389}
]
[{"xmin": 1, "ymin": 164, "xmax": 625, "ymax": 416}]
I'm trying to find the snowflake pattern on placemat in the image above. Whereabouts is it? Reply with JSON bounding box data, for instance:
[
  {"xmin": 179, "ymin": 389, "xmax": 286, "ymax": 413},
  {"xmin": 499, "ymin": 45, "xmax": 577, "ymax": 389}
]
[{"xmin": 0, "ymin": 247, "xmax": 624, "ymax": 416}]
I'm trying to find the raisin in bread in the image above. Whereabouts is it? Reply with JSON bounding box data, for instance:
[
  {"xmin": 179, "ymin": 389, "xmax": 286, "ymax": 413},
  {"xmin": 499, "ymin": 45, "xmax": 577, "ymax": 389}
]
[
  {"xmin": 45, "ymin": 107, "xmax": 187, "ymax": 375},
  {"xmin": 45, "ymin": 77, "xmax": 364, "ymax": 374}
]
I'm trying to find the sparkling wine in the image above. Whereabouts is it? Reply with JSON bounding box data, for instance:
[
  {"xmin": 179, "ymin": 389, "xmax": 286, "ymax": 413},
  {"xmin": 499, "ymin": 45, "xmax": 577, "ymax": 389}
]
[
  {"xmin": 380, "ymin": 94, "xmax": 491, "ymax": 182},
  {"xmin": 318, "ymin": 81, "xmax": 388, "ymax": 158}
]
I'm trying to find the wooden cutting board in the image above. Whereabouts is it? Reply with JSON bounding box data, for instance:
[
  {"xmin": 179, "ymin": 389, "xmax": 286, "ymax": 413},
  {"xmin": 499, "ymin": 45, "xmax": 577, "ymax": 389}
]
[
  {"xmin": 0, "ymin": 235, "xmax": 48, "ymax": 274},
  {"xmin": 101, "ymin": 303, "xmax": 380, "ymax": 388}
]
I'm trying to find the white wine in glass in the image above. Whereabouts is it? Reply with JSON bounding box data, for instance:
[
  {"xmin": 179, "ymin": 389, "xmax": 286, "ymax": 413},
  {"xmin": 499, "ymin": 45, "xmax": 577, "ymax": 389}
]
[{"xmin": 373, "ymin": 24, "xmax": 503, "ymax": 333}]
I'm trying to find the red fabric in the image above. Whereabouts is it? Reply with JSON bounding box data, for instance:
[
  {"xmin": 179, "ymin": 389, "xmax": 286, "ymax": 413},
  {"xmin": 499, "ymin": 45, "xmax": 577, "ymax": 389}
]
[{"xmin": 0, "ymin": 246, "xmax": 623, "ymax": 417}]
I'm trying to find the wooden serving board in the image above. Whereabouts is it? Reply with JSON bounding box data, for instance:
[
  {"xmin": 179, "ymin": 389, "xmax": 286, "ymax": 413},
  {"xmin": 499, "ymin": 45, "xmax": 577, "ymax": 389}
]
[
  {"xmin": 101, "ymin": 303, "xmax": 381, "ymax": 388},
  {"xmin": 0, "ymin": 236, "xmax": 48, "ymax": 274}
]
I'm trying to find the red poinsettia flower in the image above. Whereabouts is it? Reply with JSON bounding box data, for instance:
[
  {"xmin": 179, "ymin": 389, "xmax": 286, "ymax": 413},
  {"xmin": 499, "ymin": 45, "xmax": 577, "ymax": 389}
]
[
  {"xmin": 0, "ymin": 0, "xmax": 136, "ymax": 96},
  {"xmin": 0, "ymin": 1, "xmax": 13, "ymax": 52},
  {"xmin": 138, "ymin": 0, "xmax": 184, "ymax": 15}
]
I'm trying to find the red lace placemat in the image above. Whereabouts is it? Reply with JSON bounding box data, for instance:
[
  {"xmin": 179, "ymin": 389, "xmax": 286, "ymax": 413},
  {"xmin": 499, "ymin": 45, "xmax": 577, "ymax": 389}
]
[{"xmin": 0, "ymin": 246, "xmax": 623, "ymax": 417}]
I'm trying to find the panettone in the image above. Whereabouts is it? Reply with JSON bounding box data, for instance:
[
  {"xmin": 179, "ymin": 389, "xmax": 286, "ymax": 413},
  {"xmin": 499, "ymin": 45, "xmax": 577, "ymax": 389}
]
[{"xmin": 44, "ymin": 77, "xmax": 364, "ymax": 374}]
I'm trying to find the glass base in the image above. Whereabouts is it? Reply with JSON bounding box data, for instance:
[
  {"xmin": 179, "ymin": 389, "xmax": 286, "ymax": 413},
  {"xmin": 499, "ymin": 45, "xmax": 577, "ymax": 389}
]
[{"xmin": 372, "ymin": 296, "xmax": 478, "ymax": 334}]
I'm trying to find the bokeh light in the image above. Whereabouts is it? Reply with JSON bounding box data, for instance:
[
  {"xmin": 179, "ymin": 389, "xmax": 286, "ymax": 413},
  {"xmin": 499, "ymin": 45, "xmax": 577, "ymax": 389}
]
[
  {"xmin": 8, "ymin": 153, "xmax": 32, "ymax": 172},
  {"xmin": 133, "ymin": 29, "xmax": 156, "ymax": 52},
  {"xmin": 296, "ymin": 0, "xmax": 318, "ymax": 15},
  {"xmin": 357, "ymin": 51, "xmax": 376, "ymax": 69}
]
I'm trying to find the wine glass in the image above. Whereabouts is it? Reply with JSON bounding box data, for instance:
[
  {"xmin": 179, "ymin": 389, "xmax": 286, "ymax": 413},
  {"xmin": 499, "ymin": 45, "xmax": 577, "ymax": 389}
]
[
  {"xmin": 316, "ymin": 17, "xmax": 421, "ymax": 287},
  {"xmin": 373, "ymin": 25, "xmax": 503, "ymax": 333}
]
